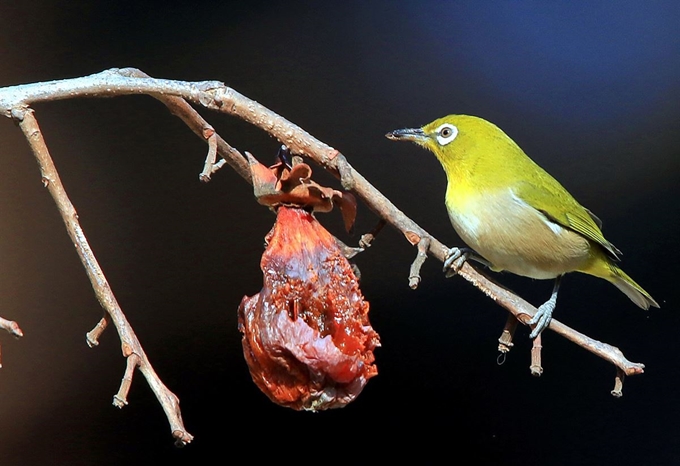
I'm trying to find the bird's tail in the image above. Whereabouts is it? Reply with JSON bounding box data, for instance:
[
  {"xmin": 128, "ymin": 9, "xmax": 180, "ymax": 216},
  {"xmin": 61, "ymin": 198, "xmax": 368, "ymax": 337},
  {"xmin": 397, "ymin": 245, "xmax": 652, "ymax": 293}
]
[
  {"xmin": 581, "ymin": 253, "xmax": 659, "ymax": 309},
  {"xmin": 608, "ymin": 265, "xmax": 659, "ymax": 310}
]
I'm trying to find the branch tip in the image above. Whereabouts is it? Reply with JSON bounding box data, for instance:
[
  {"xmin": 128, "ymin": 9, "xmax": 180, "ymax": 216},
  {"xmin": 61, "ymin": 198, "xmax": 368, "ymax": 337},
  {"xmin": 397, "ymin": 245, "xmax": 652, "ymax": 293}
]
[
  {"xmin": 358, "ymin": 219, "xmax": 386, "ymax": 249},
  {"xmin": 0, "ymin": 318, "xmax": 24, "ymax": 339},
  {"xmin": 86, "ymin": 315, "xmax": 109, "ymax": 348},
  {"xmin": 498, "ymin": 315, "xmax": 518, "ymax": 353},
  {"xmin": 112, "ymin": 395, "xmax": 129, "ymax": 409},
  {"xmin": 611, "ymin": 369, "xmax": 625, "ymax": 397},
  {"xmin": 530, "ymin": 334, "xmax": 543, "ymax": 376},
  {"xmin": 334, "ymin": 237, "xmax": 364, "ymax": 260},
  {"xmin": 173, "ymin": 430, "xmax": 194, "ymax": 447}
]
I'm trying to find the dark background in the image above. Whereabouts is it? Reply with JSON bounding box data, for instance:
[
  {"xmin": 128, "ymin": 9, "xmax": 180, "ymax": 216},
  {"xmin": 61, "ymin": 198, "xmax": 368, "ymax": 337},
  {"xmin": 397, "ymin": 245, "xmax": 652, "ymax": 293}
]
[{"xmin": 1, "ymin": 1, "xmax": 679, "ymax": 464}]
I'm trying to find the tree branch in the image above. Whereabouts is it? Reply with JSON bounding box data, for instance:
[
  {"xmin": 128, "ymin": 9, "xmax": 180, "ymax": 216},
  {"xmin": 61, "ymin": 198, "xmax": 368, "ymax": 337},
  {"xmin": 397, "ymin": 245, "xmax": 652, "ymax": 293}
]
[
  {"xmin": 0, "ymin": 68, "xmax": 645, "ymax": 377},
  {"xmin": 10, "ymin": 106, "xmax": 193, "ymax": 446},
  {"xmin": 0, "ymin": 68, "xmax": 645, "ymax": 443}
]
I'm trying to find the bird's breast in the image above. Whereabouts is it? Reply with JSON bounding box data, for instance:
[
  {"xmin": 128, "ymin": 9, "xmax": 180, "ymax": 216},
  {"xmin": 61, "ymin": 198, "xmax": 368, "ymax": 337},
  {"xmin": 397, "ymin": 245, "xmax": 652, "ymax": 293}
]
[{"xmin": 445, "ymin": 187, "xmax": 591, "ymax": 279}]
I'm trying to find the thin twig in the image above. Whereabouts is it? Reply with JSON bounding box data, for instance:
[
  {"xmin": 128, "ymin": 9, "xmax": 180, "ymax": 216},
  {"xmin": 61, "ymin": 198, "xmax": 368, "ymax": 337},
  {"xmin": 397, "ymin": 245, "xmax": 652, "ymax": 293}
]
[
  {"xmin": 409, "ymin": 237, "xmax": 430, "ymax": 289},
  {"xmin": 530, "ymin": 334, "xmax": 544, "ymax": 376},
  {"xmin": 0, "ymin": 315, "xmax": 24, "ymax": 369},
  {"xmin": 359, "ymin": 219, "xmax": 387, "ymax": 249},
  {"xmin": 11, "ymin": 106, "xmax": 193, "ymax": 446},
  {"xmin": 612, "ymin": 369, "xmax": 625, "ymax": 398},
  {"xmin": 0, "ymin": 315, "xmax": 24, "ymax": 338},
  {"xmin": 198, "ymin": 127, "xmax": 218, "ymax": 182},
  {"xmin": 113, "ymin": 353, "xmax": 140, "ymax": 408},
  {"xmin": 498, "ymin": 315, "xmax": 518, "ymax": 354},
  {"xmin": 334, "ymin": 237, "xmax": 364, "ymax": 260},
  {"xmin": 86, "ymin": 315, "xmax": 110, "ymax": 347}
]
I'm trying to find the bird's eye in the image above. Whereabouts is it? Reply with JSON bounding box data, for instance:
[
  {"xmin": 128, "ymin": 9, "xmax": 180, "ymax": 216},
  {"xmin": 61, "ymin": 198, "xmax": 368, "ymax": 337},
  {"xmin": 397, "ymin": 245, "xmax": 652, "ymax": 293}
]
[{"xmin": 435, "ymin": 123, "xmax": 458, "ymax": 146}]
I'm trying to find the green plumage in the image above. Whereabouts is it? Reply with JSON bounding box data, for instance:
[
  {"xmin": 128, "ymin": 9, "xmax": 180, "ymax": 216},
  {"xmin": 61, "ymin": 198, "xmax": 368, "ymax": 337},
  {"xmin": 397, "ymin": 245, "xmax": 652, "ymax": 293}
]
[{"xmin": 387, "ymin": 114, "xmax": 658, "ymax": 335}]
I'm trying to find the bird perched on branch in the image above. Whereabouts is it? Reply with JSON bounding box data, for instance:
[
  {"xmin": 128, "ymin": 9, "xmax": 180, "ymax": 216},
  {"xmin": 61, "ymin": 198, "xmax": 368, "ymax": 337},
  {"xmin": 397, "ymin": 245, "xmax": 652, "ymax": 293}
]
[{"xmin": 386, "ymin": 115, "xmax": 658, "ymax": 337}]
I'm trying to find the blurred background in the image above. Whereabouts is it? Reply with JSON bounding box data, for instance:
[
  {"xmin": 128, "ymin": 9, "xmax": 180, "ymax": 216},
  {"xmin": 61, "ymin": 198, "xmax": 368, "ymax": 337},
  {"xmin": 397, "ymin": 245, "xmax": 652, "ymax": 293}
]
[{"xmin": 0, "ymin": 1, "xmax": 678, "ymax": 464}]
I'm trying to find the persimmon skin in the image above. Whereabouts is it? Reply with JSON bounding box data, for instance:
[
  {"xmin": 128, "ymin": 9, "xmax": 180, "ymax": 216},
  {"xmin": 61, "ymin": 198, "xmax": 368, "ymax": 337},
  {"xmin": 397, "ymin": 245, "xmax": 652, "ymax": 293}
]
[{"xmin": 238, "ymin": 207, "xmax": 379, "ymax": 411}]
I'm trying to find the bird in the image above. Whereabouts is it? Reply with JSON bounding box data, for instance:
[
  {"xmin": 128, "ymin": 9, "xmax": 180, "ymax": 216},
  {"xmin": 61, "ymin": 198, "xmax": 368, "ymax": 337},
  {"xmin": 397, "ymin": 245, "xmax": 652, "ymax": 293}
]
[{"xmin": 386, "ymin": 114, "xmax": 658, "ymax": 337}]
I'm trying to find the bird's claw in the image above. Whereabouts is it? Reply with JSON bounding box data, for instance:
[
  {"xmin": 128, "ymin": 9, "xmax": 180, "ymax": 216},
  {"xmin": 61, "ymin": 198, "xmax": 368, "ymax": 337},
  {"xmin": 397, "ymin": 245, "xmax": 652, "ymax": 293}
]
[
  {"xmin": 443, "ymin": 247, "xmax": 469, "ymax": 277},
  {"xmin": 529, "ymin": 301, "xmax": 555, "ymax": 338}
]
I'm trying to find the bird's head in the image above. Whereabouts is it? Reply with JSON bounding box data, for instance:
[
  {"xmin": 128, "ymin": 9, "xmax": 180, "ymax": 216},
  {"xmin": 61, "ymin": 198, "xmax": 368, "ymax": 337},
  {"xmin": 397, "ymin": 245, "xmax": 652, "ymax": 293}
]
[{"xmin": 386, "ymin": 114, "xmax": 506, "ymax": 164}]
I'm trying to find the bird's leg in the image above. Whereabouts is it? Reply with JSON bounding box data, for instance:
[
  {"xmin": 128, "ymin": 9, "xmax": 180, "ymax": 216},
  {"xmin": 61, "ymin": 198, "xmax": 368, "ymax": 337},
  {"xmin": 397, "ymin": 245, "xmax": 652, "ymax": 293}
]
[
  {"xmin": 529, "ymin": 275, "xmax": 563, "ymax": 338},
  {"xmin": 443, "ymin": 247, "xmax": 492, "ymax": 277}
]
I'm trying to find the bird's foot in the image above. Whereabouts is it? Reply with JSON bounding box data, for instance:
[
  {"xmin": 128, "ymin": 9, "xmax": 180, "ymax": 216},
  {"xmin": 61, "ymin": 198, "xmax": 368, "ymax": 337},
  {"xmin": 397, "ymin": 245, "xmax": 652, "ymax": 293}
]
[
  {"xmin": 443, "ymin": 247, "xmax": 471, "ymax": 277},
  {"xmin": 443, "ymin": 247, "xmax": 491, "ymax": 277},
  {"xmin": 528, "ymin": 299, "xmax": 556, "ymax": 339}
]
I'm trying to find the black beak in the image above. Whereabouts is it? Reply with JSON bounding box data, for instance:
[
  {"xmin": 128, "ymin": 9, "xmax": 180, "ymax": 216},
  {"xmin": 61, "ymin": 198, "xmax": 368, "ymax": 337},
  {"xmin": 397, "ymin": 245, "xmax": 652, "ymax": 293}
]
[{"xmin": 385, "ymin": 127, "xmax": 427, "ymax": 142}]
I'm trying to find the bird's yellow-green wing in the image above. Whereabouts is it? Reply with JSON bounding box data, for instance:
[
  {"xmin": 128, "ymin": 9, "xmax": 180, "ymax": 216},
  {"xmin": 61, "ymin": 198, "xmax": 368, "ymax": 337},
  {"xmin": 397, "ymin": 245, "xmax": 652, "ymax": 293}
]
[{"xmin": 514, "ymin": 179, "xmax": 621, "ymax": 260}]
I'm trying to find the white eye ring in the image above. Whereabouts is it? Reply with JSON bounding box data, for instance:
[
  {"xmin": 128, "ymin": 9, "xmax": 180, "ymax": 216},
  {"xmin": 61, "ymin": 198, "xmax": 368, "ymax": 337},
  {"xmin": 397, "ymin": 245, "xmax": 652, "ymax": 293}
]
[{"xmin": 435, "ymin": 123, "xmax": 458, "ymax": 146}]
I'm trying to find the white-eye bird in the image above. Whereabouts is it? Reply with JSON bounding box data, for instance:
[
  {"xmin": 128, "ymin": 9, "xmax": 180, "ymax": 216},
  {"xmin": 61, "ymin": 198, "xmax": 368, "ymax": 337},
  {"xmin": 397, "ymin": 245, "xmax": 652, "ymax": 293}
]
[{"xmin": 386, "ymin": 115, "xmax": 658, "ymax": 337}]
